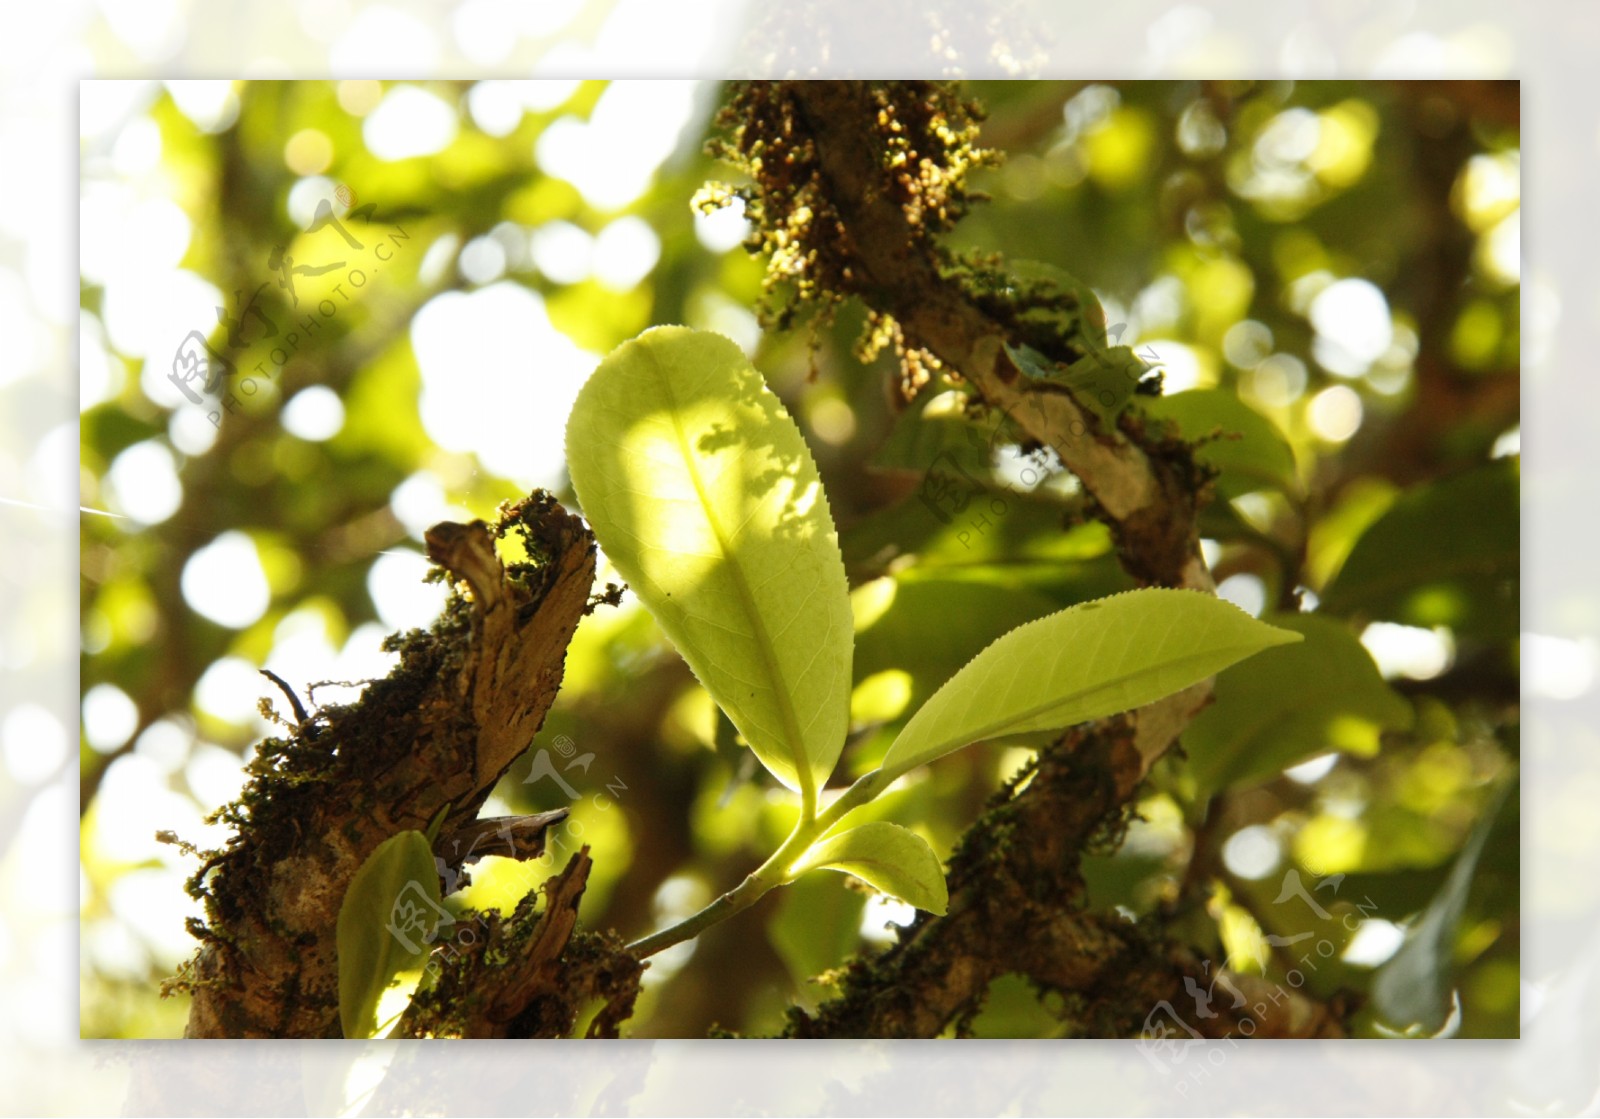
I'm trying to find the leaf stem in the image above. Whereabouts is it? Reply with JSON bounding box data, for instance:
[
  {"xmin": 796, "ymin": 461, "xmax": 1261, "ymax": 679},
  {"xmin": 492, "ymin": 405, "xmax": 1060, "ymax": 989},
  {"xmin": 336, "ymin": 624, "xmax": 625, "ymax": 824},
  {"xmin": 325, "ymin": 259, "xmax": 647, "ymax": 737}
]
[
  {"xmin": 625, "ymin": 869, "xmax": 773, "ymax": 959},
  {"xmin": 625, "ymin": 767, "xmax": 896, "ymax": 959},
  {"xmin": 626, "ymin": 819, "xmax": 806, "ymax": 959},
  {"xmin": 811, "ymin": 768, "xmax": 889, "ymax": 835}
]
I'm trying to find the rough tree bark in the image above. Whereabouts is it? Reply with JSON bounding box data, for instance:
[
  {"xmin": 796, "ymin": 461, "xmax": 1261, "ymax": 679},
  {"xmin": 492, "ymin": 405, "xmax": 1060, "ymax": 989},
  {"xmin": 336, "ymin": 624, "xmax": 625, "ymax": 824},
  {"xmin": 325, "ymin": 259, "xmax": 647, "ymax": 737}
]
[
  {"xmin": 176, "ymin": 495, "xmax": 638, "ymax": 1037},
  {"xmin": 769, "ymin": 81, "xmax": 1218, "ymax": 779},
  {"xmin": 173, "ymin": 80, "xmax": 1349, "ymax": 1040},
  {"xmin": 714, "ymin": 80, "xmax": 1345, "ymax": 1037}
]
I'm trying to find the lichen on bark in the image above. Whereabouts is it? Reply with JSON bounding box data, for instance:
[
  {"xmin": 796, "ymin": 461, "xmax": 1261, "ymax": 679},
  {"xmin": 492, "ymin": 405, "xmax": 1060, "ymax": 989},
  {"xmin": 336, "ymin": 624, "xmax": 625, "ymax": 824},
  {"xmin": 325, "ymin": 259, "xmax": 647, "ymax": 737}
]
[{"xmin": 170, "ymin": 493, "xmax": 623, "ymax": 1038}]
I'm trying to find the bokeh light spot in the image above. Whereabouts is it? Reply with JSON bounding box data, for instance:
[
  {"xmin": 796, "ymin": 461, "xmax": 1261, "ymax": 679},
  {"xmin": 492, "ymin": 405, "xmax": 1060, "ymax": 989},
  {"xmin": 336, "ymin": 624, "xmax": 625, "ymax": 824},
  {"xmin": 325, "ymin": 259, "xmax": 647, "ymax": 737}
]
[
  {"xmin": 1307, "ymin": 385, "xmax": 1364, "ymax": 442},
  {"xmin": 363, "ymin": 86, "xmax": 458, "ymax": 161},
  {"xmin": 284, "ymin": 128, "xmax": 333, "ymax": 176},
  {"xmin": 181, "ymin": 532, "xmax": 271, "ymax": 629}
]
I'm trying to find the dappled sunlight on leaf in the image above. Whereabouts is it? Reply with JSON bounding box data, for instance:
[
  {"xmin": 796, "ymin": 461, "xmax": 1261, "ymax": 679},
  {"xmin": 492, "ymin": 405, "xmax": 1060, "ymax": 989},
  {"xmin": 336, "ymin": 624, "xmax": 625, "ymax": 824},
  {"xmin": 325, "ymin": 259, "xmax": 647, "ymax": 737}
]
[
  {"xmin": 76, "ymin": 77, "xmax": 1520, "ymax": 1040},
  {"xmin": 567, "ymin": 328, "xmax": 854, "ymax": 794}
]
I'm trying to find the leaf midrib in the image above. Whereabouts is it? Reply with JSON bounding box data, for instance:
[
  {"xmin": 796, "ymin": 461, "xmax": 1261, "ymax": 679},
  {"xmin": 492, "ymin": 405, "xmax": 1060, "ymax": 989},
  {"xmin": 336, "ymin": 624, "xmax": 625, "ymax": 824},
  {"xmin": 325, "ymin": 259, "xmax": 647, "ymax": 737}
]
[
  {"xmin": 890, "ymin": 637, "xmax": 1265, "ymax": 772},
  {"xmin": 647, "ymin": 348, "xmax": 812, "ymax": 794}
]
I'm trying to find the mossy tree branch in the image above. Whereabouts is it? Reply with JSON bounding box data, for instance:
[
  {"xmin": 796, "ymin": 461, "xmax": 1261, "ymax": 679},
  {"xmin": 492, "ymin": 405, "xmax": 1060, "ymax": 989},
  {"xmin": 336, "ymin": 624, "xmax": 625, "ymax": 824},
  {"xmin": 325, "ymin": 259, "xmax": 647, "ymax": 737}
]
[
  {"xmin": 712, "ymin": 80, "xmax": 1351, "ymax": 1039},
  {"xmin": 176, "ymin": 494, "xmax": 614, "ymax": 1037},
  {"xmin": 725, "ymin": 80, "xmax": 1213, "ymax": 595},
  {"xmin": 715, "ymin": 81, "xmax": 1220, "ymax": 781},
  {"xmin": 394, "ymin": 848, "xmax": 643, "ymax": 1039},
  {"xmin": 783, "ymin": 724, "xmax": 1344, "ymax": 1038}
]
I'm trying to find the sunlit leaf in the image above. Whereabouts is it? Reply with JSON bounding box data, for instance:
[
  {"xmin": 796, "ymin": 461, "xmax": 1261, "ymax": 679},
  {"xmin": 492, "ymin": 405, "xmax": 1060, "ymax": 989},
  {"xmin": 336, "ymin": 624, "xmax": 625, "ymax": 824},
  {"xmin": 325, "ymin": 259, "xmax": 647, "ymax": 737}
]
[
  {"xmin": 1373, "ymin": 780, "xmax": 1513, "ymax": 1033},
  {"xmin": 1182, "ymin": 613, "xmax": 1414, "ymax": 798},
  {"xmin": 1143, "ymin": 388, "xmax": 1298, "ymax": 498},
  {"xmin": 566, "ymin": 326, "xmax": 854, "ymax": 794},
  {"xmin": 1004, "ymin": 340, "xmax": 1145, "ymax": 424},
  {"xmin": 1059, "ymin": 348, "xmax": 1147, "ymax": 422},
  {"xmin": 879, "ymin": 589, "xmax": 1302, "ymax": 782},
  {"xmin": 849, "ymin": 669, "xmax": 915, "ymax": 728},
  {"xmin": 790, "ymin": 822, "xmax": 948, "ymax": 915},
  {"xmin": 337, "ymin": 830, "xmax": 446, "ymax": 1040},
  {"xmin": 1321, "ymin": 461, "xmax": 1518, "ymax": 640}
]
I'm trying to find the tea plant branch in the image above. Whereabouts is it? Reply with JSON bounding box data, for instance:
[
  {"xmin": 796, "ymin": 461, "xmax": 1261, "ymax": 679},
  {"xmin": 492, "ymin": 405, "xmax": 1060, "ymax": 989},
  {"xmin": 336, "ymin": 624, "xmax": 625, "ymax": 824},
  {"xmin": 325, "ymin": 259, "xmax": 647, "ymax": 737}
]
[
  {"xmin": 616, "ymin": 578, "xmax": 1297, "ymax": 958},
  {"xmin": 173, "ymin": 496, "xmax": 613, "ymax": 1037},
  {"xmin": 625, "ymin": 833, "xmax": 801, "ymax": 959},
  {"xmin": 783, "ymin": 723, "xmax": 1345, "ymax": 1038},
  {"xmin": 569, "ymin": 326, "xmax": 1301, "ymax": 964},
  {"xmin": 755, "ymin": 80, "xmax": 1213, "ymax": 595},
  {"xmin": 629, "ymin": 750, "xmax": 929, "ymax": 956},
  {"xmin": 714, "ymin": 82, "xmax": 1226, "ymax": 781},
  {"xmin": 705, "ymin": 81, "xmax": 1352, "ymax": 1038}
]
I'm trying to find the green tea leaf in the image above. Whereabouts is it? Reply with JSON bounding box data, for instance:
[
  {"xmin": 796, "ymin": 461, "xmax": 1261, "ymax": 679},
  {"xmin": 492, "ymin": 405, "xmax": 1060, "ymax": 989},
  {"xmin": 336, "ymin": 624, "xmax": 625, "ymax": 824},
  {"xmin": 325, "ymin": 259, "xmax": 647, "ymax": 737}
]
[
  {"xmin": 337, "ymin": 830, "xmax": 447, "ymax": 1039},
  {"xmin": 879, "ymin": 589, "xmax": 1302, "ymax": 782},
  {"xmin": 566, "ymin": 327, "xmax": 854, "ymax": 794},
  {"xmin": 1143, "ymin": 388, "xmax": 1298, "ymax": 498},
  {"xmin": 1060, "ymin": 348, "xmax": 1148, "ymax": 422},
  {"xmin": 1182, "ymin": 613, "xmax": 1413, "ymax": 798},
  {"xmin": 1373, "ymin": 780, "xmax": 1513, "ymax": 1033},
  {"xmin": 1321, "ymin": 460, "xmax": 1518, "ymax": 640},
  {"xmin": 790, "ymin": 822, "xmax": 948, "ymax": 915}
]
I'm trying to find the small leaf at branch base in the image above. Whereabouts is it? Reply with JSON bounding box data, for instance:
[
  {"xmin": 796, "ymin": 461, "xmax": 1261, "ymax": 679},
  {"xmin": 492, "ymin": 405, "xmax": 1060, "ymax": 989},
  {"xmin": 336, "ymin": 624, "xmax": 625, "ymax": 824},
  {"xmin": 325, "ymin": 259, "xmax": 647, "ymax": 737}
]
[
  {"xmin": 879, "ymin": 588, "xmax": 1303, "ymax": 783},
  {"xmin": 337, "ymin": 830, "xmax": 449, "ymax": 1040},
  {"xmin": 790, "ymin": 822, "xmax": 949, "ymax": 915}
]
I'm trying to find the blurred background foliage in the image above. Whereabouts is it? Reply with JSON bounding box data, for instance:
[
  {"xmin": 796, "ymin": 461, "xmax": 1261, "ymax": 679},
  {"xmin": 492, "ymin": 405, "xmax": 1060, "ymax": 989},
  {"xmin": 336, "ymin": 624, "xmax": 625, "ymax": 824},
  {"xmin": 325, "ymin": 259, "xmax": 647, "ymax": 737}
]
[{"xmin": 78, "ymin": 79, "xmax": 1519, "ymax": 1039}]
